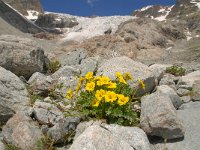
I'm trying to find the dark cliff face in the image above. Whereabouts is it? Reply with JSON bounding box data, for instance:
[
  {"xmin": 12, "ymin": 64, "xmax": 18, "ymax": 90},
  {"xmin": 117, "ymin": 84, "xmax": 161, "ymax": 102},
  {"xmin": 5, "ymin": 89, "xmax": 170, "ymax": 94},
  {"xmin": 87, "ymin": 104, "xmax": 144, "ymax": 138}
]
[
  {"xmin": 0, "ymin": 0, "xmax": 44, "ymax": 34},
  {"xmin": 1, "ymin": 0, "xmax": 43, "ymax": 15}
]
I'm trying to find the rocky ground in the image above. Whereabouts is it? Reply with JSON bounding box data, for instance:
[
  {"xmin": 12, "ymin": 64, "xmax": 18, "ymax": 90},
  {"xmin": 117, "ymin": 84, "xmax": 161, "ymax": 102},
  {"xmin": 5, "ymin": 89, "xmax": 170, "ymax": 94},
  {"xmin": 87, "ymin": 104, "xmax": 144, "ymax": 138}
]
[{"xmin": 0, "ymin": 0, "xmax": 200, "ymax": 150}]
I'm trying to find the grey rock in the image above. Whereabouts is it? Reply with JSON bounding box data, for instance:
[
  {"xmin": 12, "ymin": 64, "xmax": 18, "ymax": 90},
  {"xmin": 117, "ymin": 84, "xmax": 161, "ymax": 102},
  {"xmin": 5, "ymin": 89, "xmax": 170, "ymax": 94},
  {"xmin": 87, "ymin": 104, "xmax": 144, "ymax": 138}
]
[
  {"xmin": 60, "ymin": 48, "xmax": 88, "ymax": 67},
  {"xmin": 33, "ymin": 102, "xmax": 64, "ymax": 126},
  {"xmin": 51, "ymin": 65, "xmax": 80, "ymax": 79},
  {"xmin": 180, "ymin": 96, "xmax": 191, "ymax": 103},
  {"xmin": 0, "ymin": 140, "xmax": 5, "ymax": 150},
  {"xmin": 0, "ymin": 105, "xmax": 14, "ymax": 124},
  {"xmin": 159, "ymin": 74, "xmax": 176, "ymax": 90},
  {"xmin": 178, "ymin": 71, "xmax": 200, "ymax": 89},
  {"xmin": 140, "ymin": 92, "xmax": 185, "ymax": 139},
  {"xmin": 103, "ymin": 124, "xmax": 151, "ymax": 150},
  {"xmin": 97, "ymin": 56, "xmax": 156, "ymax": 96},
  {"xmin": 0, "ymin": 66, "xmax": 29, "ymax": 122},
  {"xmin": 151, "ymin": 102, "xmax": 200, "ymax": 150},
  {"xmin": 28, "ymin": 72, "xmax": 53, "ymax": 95},
  {"xmin": 2, "ymin": 112, "xmax": 43, "ymax": 150},
  {"xmin": 156, "ymin": 85, "xmax": 182, "ymax": 109},
  {"xmin": 0, "ymin": 35, "xmax": 49, "ymax": 79},
  {"xmin": 47, "ymin": 117, "xmax": 81, "ymax": 144},
  {"xmin": 74, "ymin": 121, "xmax": 150, "ymax": 150},
  {"xmin": 192, "ymin": 80, "xmax": 200, "ymax": 101},
  {"xmin": 0, "ymin": 0, "xmax": 44, "ymax": 34},
  {"xmin": 79, "ymin": 57, "xmax": 100, "ymax": 76},
  {"xmin": 69, "ymin": 125, "xmax": 134, "ymax": 150},
  {"xmin": 149, "ymin": 64, "xmax": 172, "ymax": 81},
  {"xmin": 176, "ymin": 88, "xmax": 191, "ymax": 97}
]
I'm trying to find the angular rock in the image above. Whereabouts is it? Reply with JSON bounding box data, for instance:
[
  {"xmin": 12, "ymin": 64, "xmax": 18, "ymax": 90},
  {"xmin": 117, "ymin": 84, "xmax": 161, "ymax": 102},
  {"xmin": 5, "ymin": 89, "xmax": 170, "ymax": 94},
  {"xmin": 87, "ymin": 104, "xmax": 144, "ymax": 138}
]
[
  {"xmin": 159, "ymin": 74, "xmax": 176, "ymax": 90},
  {"xmin": 0, "ymin": 141, "xmax": 5, "ymax": 150},
  {"xmin": 79, "ymin": 57, "xmax": 100, "ymax": 76},
  {"xmin": 156, "ymin": 85, "xmax": 182, "ymax": 109},
  {"xmin": 74, "ymin": 121, "xmax": 150, "ymax": 150},
  {"xmin": 51, "ymin": 65, "xmax": 80, "ymax": 79},
  {"xmin": 176, "ymin": 88, "xmax": 191, "ymax": 97},
  {"xmin": 103, "ymin": 124, "xmax": 151, "ymax": 150},
  {"xmin": 149, "ymin": 64, "xmax": 172, "ymax": 81},
  {"xmin": 178, "ymin": 71, "xmax": 200, "ymax": 89},
  {"xmin": 0, "ymin": 66, "xmax": 29, "ymax": 122},
  {"xmin": 2, "ymin": 112, "xmax": 43, "ymax": 150},
  {"xmin": 140, "ymin": 92, "xmax": 185, "ymax": 139},
  {"xmin": 151, "ymin": 102, "xmax": 200, "ymax": 150},
  {"xmin": 59, "ymin": 48, "xmax": 88, "ymax": 67},
  {"xmin": 180, "ymin": 96, "xmax": 191, "ymax": 103},
  {"xmin": 0, "ymin": 35, "xmax": 49, "ymax": 78},
  {"xmin": 69, "ymin": 125, "xmax": 134, "ymax": 150},
  {"xmin": 47, "ymin": 117, "xmax": 81, "ymax": 144},
  {"xmin": 28, "ymin": 72, "xmax": 53, "ymax": 95},
  {"xmin": 192, "ymin": 80, "xmax": 200, "ymax": 101},
  {"xmin": 97, "ymin": 56, "xmax": 156, "ymax": 95},
  {"xmin": 33, "ymin": 102, "xmax": 64, "ymax": 126}
]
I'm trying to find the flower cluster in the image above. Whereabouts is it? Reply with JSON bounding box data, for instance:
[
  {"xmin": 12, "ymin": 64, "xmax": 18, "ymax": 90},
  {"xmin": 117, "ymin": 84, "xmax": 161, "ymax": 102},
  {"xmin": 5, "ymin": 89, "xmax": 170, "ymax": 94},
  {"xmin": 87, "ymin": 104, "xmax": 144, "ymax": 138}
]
[{"xmin": 65, "ymin": 71, "xmax": 145, "ymax": 126}]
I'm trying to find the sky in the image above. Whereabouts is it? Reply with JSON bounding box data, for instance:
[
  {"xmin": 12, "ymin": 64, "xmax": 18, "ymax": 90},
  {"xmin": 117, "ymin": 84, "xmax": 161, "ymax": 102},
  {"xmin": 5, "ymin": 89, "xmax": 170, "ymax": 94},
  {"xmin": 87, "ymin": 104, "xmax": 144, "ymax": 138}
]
[{"xmin": 40, "ymin": 0, "xmax": 176, "ymax": 16}]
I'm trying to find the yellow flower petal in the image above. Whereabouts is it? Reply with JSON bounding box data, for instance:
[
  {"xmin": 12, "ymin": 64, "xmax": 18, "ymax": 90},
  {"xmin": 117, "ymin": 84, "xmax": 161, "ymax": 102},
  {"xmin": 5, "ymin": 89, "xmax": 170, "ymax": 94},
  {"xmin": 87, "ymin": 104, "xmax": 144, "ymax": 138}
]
[{"xmin": 85, "ymin": 82, "xmax": 95, "ymax": 91}]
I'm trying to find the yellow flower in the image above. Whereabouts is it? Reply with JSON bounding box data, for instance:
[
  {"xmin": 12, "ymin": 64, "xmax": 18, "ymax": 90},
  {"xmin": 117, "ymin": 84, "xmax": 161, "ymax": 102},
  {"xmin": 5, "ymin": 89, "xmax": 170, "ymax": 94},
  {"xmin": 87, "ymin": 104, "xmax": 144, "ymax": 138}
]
[
  {"xmin": 138, "ymin": 79, "xmax": 145, "ymax": 90},
  {"xmin": 123, "ymin": 72, "xmax": 133, "ymax": 81},
  {"xmin": 85, "ymin": 72, "xmax": 93, "ymax": 80},
  {"xmin": 66, "ymin": 89, "xmax": 73, "ymax": 99},
  {"xmin": 86, "ymin": 81, "xmax": 95, "ymax": 91},
  {"xmin": 117, "ymin": 94, "xmax": 129, "ymax": 106},
  {"xmin": 79, "ymin": 76, "xmax": 85, "ymax": 84},
  {"xmin": 104, "ymin": 91, "xmax": 117, "ymax": 103},
  {"xmin": 115, "ymin": 72, "xmax": 122, "ymax": 78},
  {"xmin": 107, "ymin": 81, "xmax": 117, "ymax": 89},
  {"xmin": 95, "ymin": 89, "xmax": 106, "ymax": 101},
  {"xmin": 97, "ymin": 76, "xmax": 110, "ymax": 86},
  {"xmin": 119, "ymin": 77, "xmax": 127, "ymax": 84},
  {"xmin": 75, "ymin": 83, "xmax": 81, "ymax": 94},
  {"xmin": 91, "ymin": 99, "xmax": 101, "ymax": 107}
]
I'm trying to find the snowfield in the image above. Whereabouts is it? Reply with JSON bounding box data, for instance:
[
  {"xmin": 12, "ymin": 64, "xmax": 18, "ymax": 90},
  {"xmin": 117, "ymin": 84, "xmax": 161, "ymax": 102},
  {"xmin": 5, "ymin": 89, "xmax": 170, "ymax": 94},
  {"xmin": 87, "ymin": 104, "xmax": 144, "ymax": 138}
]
[{"xmin": 46, "ymin": 12, "xmax": 136, "ymax": 42}]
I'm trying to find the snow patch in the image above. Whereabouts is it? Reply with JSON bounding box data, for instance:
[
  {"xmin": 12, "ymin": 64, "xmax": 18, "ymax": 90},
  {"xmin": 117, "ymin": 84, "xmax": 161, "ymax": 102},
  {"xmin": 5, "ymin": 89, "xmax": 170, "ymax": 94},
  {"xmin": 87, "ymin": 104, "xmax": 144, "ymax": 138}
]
[
  {"xmin": 25, "ymin": 10, "xmax": 39, "ymax": 20},
  {"xmin": 154, "ymin": 5, "xmax": 174, "ymax": 21},
  {"xmin": 190, "ymin": 0, "xmax": 200, "ymax": 9},
  {"xmin": 140, "ymin": 5, "xmax": 153, "ymax": 11}
]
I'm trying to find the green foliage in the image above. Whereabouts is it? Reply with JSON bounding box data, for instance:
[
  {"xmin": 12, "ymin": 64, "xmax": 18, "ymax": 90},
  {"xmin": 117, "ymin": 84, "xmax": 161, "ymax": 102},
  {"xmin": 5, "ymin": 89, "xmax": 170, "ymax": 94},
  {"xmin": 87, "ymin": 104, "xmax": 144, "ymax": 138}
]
[
  {"xmin": 36, "ymin": 136, "xmax": 55, "ymax": 150},
  {"xmin": 4, "ymin": 144, "xmax": 21, "ymax": 150},
  {"xmin": 48, "ymin": 60, "xmax": 61, "ymax": 74},
  {"xmin": 66, "ymin": 72, "xmax": 143, "ymax": 126},
  {"xmin": 166, "ymin": 65, "xmax": 186, "ymax": 76}
]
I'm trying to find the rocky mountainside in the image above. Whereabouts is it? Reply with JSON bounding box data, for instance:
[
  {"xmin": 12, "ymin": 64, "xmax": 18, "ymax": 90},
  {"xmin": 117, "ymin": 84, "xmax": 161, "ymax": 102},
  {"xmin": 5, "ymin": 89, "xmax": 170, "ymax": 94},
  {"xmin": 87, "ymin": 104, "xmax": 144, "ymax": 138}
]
[
  {"xmin": 0, "ymin": 0, "xmax": 200, "ymax": 149},
  {"xmin": 2, "ymin": 0, "xmax": 43, "ymax": 16}
]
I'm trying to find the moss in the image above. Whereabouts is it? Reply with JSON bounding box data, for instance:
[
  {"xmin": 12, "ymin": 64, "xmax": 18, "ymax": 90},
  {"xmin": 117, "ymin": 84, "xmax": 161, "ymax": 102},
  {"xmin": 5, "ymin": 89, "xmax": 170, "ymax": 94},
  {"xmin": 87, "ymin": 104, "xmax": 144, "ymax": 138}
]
[
  {"xmin": 166, "ymin": 65, "xmax": 186, "ymax": 76},
  {"xmin": 47, "ymin": 60, "xmax": 61, "ymax": 74}
]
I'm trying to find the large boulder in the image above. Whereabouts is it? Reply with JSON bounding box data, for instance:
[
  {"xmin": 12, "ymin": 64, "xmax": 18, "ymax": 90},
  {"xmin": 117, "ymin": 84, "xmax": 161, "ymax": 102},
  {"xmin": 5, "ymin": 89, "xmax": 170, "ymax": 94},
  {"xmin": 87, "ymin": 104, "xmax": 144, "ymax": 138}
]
[
  {"xmin": 69, "ymin": 124, "xmax": 151, "ymax": 150},
  {"xmin": 2, "ymin": 112, "xmax": 43, "ymax": 150},
  {"xmin": 0, "ymin": 35, "xmax": 49, "ymax": 78},
  {"xmin": 0, "ymin": 66, "xmax": 29, "ymax": 123},
  {"xmin": 178, "ymin": 71, "xmax": 200, "ymax": 89},
  {"xmin": 152, "ymin": 102, "xmax": 200, "ymax": 150},
  {"xmin": 156, "ymin": 85, "xmax": 182, "ymax": 109},
  {"xmin": 140, "ymin": 92, "xmax": 185, "ymax": 139},
  {"xmin": 192, "ymin": 80, "xmax": 200, "ymax": 101},
  {"xmin": 97, "ymin": 56, "xmax": 156, "ymax": 95}
]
